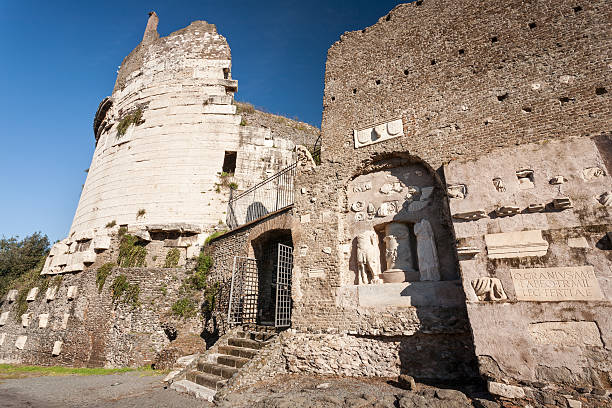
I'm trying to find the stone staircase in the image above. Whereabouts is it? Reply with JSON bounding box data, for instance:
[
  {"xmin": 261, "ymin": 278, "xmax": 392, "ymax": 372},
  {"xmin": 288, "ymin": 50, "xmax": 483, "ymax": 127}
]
[{"xmin": 170, "ymin": 326, "xmax": 277, "ymax": 401}]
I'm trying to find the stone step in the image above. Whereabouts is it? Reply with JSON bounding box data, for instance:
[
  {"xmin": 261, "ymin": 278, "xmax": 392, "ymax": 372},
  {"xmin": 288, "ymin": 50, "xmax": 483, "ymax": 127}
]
[
  {"xmin": 170, "ymin": 379, "xmax": 216, "ymax": 401},
  {"xmin": 228, "ymin": 337, "xmax": 266, "ymax": 349},
  {"xmin": 236, "ymin": 330, "xmax": 276, "ymax": 342},
  {"xmin": 197, "ymin": 361, "xmax": 238, "ymax": 379},
  {"xmin": 186, "ymin": 370, "xmax": 227, "ymax": 391},
  {"xmin": 217, "ymin": 345, "xmax": 258, "ymax": 359},
  {"xmin": 216, "ymin": 354, "xmax": 250, "ymax": 368}
]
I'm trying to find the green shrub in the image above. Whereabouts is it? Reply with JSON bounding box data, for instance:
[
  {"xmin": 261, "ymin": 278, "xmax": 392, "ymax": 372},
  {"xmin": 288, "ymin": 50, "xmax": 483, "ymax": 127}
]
[
  {"xmin": 202, "ymin": 281, "xmax": 219, "ymax": 319},
  {"xmin": 228, "ymin": 182, "xmax": 238, "ymax": 190},
  {"xmin": 117, "ymin": 235, "xmax": 147, "ymax": 267},
  {"xmin": 239, "ymin": 118, "xmax": 247, "ymax": 126},
  {"xmin": 96, "ymin": 263, "xmax": 115, "ymax": 293},
  {"xmin": 116, "ymin": 109, "xmax": 143, "ymax": 137},
  {"xmin": 163, "ymin": 248, "xmax": 180, "ymax": 268},
  {"xmin": 110, "ymin": 274, "xmax": 139, "ymax": 308},
  {"xmin": 204, "ymin": 231, "xmax": 227, "ymax": 246},
  {"xmin": 105, "ymin": 220, "xmax": 116, "ymax": 228},
  {"xmin": 171, "ymin": 297, "xmax": 197, "ymax": 318},
  {"xmin": 136, "ymin": 209, "xmax": 146, "ymax": 218}
]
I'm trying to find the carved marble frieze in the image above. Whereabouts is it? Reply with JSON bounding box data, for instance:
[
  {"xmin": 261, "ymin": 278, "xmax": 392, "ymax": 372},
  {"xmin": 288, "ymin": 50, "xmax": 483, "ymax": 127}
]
[{"xmin": 353, "ymin": 118, "xmax": 403, "ymax": 148}]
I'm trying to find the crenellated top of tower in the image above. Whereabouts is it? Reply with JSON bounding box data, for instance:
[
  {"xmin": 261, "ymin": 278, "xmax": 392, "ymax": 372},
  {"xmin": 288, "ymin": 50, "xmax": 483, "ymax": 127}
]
[{"xmin": 113, "ymin": 12, "xmax": 231, "ymax": 93}]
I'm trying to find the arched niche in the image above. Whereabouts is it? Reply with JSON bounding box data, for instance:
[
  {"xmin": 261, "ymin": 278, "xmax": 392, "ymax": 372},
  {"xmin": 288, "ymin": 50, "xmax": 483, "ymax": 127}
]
[{"xmin": 343, "ymin": 156, "xmax": 457, "ymax": 286}]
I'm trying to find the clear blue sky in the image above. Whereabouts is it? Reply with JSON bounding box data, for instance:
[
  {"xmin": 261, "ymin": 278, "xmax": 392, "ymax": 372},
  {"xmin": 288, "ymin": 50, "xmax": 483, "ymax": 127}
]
[{"xmin": 0, "ymin": 0, "xmax": 402, "ymax": 242}]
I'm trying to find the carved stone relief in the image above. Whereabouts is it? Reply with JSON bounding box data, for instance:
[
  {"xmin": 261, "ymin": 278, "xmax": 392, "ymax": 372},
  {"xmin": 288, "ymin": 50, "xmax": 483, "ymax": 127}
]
[
  {"xmin": 356, "ymin": 231, "xmax": 382, "ymax": 285},
  {"xmin": 0, "ymin": 312, "xmax": 8, "ymax": 326},
  {"xmin": 447, "ymin": 184, "xmax": 466, "ymax": 199},
  {"xmin": 485, "ymin": 230, "xmax": 549, "ymax": 258},
  {"xmin": 52, "ymin": 341, "xmax": 63, "ymax": 356},
  {"xmin": 295, "ymin": 145, "xmax": 316, "ymax": 168},
  {"xmin": 597, "ymin": 191, "xmax": 612, "ymax": 206},
  {"xmin": 583, "ymin": 167, "xmax": 604, "ymax": 180},
  {"xmin": 552, "ymin": 197, "xmax": 572, "ymax": 210},
  {"xmin": 6, "ymin": 289, "xmax": 17, "ymax": 302},
  {"xmin": 15, "ymin": 335, "xmax": 27, "ymax": 350},
  {"xmin": 38, "ymin": 313, "xmax": 49, "ymax": 328},
  {"xmin": 471, "ymin": 277, "xmax": 507, "ymax": 301},
  {"xmin": 21, "ymin": 313, "xmax": 32, "ymax": 328},
  {"xmin": 382, "ymin": 223, "xmax": 417, "ymax": 283},
  {"xmin": 351, "ymin": 201, "xmax": 365, "ymax": 212},
  {"xmin": 26, "ymin": 287, "xmax": 39, "ymax": 302},
  {"xmin": 452, "ymin": 210, "xmax": 488, "ymax": 221},
  {"xmin": 495, "ymin": 205, "xmax": 521, "ymax": 217},
  {"xmin": 516, "ymin": 169, "xmax": 535, "ymax": 189},
  {"xmin": 353, "ymin": 181, "xmax": 372, "ymax": 192},
  {"xmin": 353, "ymin": 118, "xmax": 403, "ymax": 148},
  {"xmin": 414, "ymin": 220, "xmax": 440, "ymax": 281},
  {"xmin": 549, "ymin": 176, "xmax": 566, "ymax": 185},
  {"xmin": 492, "ymin": 178, "xmax": 506, "ymax": 192}
]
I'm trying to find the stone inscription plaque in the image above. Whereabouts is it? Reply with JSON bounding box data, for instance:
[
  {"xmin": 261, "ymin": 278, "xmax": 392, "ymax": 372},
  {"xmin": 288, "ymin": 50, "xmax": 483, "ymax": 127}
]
[{"xmin": 511, "ymin": 266, "xmax": 604, "ymax": 301}]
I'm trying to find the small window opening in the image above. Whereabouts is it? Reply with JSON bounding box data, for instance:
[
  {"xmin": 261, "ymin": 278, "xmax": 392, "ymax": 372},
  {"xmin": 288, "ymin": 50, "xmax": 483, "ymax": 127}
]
[
  {"xmin": 375, "ymin": 79, "xmax": 381, "ymax": 85},
  {"xmin": 223, "ymin": 68, "xmax": 230, "ymax": 80},
  {"xmin": 431, "ymin": 59, "xmax": 436, "ymax": 65},
  {"xmin": 331, "ymin": 96, "xmax": 336, "ymax": 101},
  {"xmin": 353, "ymin": 88, "xmax": 357, "ymax": 94},
  {"xmin": 596, "ymin": 87, "xmax": 608, "ymax": 95},
  {"xmin": 222, "ymin": 151, "xmax": 237, "ymax": 174},
  {"xmin": 559, "ymin": 96, "xmax": 571, "ymax": 104},
  {"xmin": 416, "ymin": 0, "xmax": 423, "ymax": 5},
  {"xmin": 491, "ymin": 36, "xmax": 498, "ymax": 43},
  {"xmin": 404, "ymin": 69, "xmax": 409, "ymax": 75},
  {"xmin": 522, "ymin": 107, "xmax": 532, "ymax": 113},
  {"xmin": 386, "ymin": 14, "xmax": 391, "ymax": 21},
  {"xmin": 573, "ymin": 6, "xmax": 582, "ymax": 13},
  {"xmin": 458, "ymin": 49, "xmax": 465, "ymax": 55},
  {"xmin": 528, "ymin": 22, "xmax": 537, "ymax": 29},
  {"xmin": 361, "ymin": 29, "xmax": 366, "ymax": 34},
  {"xmin": 516, "ymin": 169, "xmax": 535, "ymax": 189},
  {"xmin": 497, "ymin": 93, "xmax": 509, "ymax": 102}
]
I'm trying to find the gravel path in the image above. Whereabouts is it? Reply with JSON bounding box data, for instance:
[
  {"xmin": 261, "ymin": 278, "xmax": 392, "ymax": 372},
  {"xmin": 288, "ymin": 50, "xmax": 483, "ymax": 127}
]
[{"xmin": 0, "ymin": 372, "xmax": 208, "ymax": 408}]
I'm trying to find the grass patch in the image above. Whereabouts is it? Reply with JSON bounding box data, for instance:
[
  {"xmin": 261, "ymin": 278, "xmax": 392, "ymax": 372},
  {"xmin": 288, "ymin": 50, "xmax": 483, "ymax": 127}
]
[
  {"xmin": 235, "ymin": 102, "xmax": 255, "ymax": 114},
  {"xmin": 116, "ymin": 108, "xmax": 143, "ymax": 137},
  {"xmin": 163, "ymin": 248, "xmax": 180, "ymax": 268},
  {"xmin": 0, "ymin": 364, "xmax": 161, "ymax": 379},
  {"xmin": 96, "ymin": 263, "xmax": 115, "ymax": 293},
  {"xmin": 117, "ymin": 234, "xmax": 147, "ymax": 267},
  {"xmin": 204, "ymin": 231, "xmax": 227, "ymax": 245}
]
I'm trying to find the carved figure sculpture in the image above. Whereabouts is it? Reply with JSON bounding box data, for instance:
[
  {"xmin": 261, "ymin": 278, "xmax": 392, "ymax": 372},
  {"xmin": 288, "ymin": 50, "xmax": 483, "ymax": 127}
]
[
  {"xmin": 583, "ymin": 167, "xmax": 604, "ymax": 180},
  {"xmin": 356, "ymin": 231, "xmax": 381, "ymax": 285},
  {"xmin": 295, "ymin": 145, "xmax": 316, "ymax": 168},
  {"xmin": 414, "ymin": 219, "xmax": 440, "ymax": 281},
  {"xmin": 382, "ymin": 223, "xmax": 417, "ymax": 282},
  {"xmin": 597, "ymin": 192, "xmax": 612, "ymax": 206},
  {"xmin": 471, "ymin": 277, "xmax": 507, "ymax": 301}
]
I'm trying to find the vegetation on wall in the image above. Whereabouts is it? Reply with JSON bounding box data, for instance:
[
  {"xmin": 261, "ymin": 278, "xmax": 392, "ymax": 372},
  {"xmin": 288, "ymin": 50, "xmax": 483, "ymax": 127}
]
[
  {"xmin": 171, "ymin": 297, "xmax": 197, "ymax": 318},
  {"xmin": 202, "ymin": 281, "xmax": 219, "ymax": 320},
  {"xmin": 117, "ymin": 234, "xmax": 147, "ymax": 267},
  {"xmin": 163, "ymin": 248, "xmax": 180, "ymax": 268},
  {"xmin": 110, "ymin": 274, "xmax": 140, "ymax": 308},
  {"xmin": 96, "ymin": 263, "xmax": 115, "ymax": 293},
  {"xmin": 204, "ymin": 230, "xmax": 227, "ymax": 245},
  {"xmin": 235, "ymin": 102, "xmax": 255, "ymax": 114},
  {"xmin": 0, "ymin": 233, "xmax": 49, "ymax": 297},
  {"xmin": 105, "ymin": 220, "xmax": 117, "ymax": 228},
  {"xmin": 136, "ymin": 209, "xmax": 146, "ymax": 218},
  {"xmin": 116, "ymin": 108, "xmax": 143, "ymax": 137}
]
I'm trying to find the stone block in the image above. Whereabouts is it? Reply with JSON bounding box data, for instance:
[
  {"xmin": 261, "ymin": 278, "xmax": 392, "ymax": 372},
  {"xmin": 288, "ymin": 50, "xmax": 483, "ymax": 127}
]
[
  {"xmin": 485, "ymin": 230, "xmax": 548, "ymax": 258},
  {"xmin": 21, "ymin": 313, "xmax": 32, "ymax": 327},
  {"xmin": 357, "ymin": 281, "xmax": 464, "ymax": 308},
  {"xmin": 52, "ymin": 341, "xmax": 63, "ymax": 356},
  {"xmin": 26, "ymin": 287, "xmax": 39, "ymax": 301},
  {"xmin": 353, "ymin": 118, "xmax": 403, "ymax": 148},
  {"xmin": 67, "ymin": 286, "xmax": 78, "ymax": 300},
  {"xmin": 45, "ymin": 286, "xmax": 58, "ymax": 301},
  {"xmin": 300, "ymin": 214, "xmax": 310, "ymax": 223},
  {"xmin": 567, "ymin": 237, "xmax": 589, "ymax": 248},
  {"xmin": 38, "ymin": 314, "xmax": 49, "ymax": 328},
  {"xmin": 0, "ymin": 312, "xmax": 8, "ymax": 326},
  {"xmin": 61, "ymin": 313, "xmax": 70, "ymax": 329},
  {"xmin": 511, "ymin": 266, "xmax": 604, "ymax": 301},
  {"xmin": 15, "ymin": 335, "xmax": 27, "ymax": 350},
  {"xmin": 528, "ymin": 321, "xmax": 603, "ymax": 347},
  {"xmin": 93, "ymin": 235, "xmax": 111, "ymax": 250},
  {"xmin": 487, "ymin": 381, "xmax": 525, "ymax": 399},
  {"xmin": 6, "ymin": 289, "xmax": 18, "ymax": 302},
  {"xmin": 0, "ymin": 333, "xmax": 5, "ymax": 346}
]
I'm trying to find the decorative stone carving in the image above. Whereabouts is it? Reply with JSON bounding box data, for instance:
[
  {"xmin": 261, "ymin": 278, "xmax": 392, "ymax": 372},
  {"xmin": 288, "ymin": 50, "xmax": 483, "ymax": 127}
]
[
  {"xmin": 21, "ymin": 313, "xmax": 32, "ymax": 327},
  {"xmin": 366, "ymin": 203, "xmax": 376, "ymax": 216},
  {"xmin": 356, "ymin": 231, "xmax": 382, "ymax": 285},
  {"xmin": 379, "ymin": 183, "xmax": 393, "ymax": 195},
  {"xmin": 528, "ymin": 322, "xmax": 602, "ymax": 347},
  {"xmin": 405, "ymin": 186, "xmax": 419, "ymax": 200},
  {"xmin": 67, "ymin": 286, "xmax": 78, "ymax": 300},
  {"xmin": 414, "ymin": 220, "xmax": 440, "ymax": 281},
  {"xmin": 6, "ymin": 289, "xmax": 18, "ymax": 302},
  {"xmin": 354, "ymin": 212, "xmax": 366, "ymax": 221},
  {"xmin": 452, "ymin": 210, "xmax": 488, "ymax": 221},
  {"xmin": 0, "ymin": 312, "xmax": 9, "ymax": 326},
  {"xmin": 597, "ymin": 191, "xmax": 612, "ymax": 206},
  {"xmin": 295, "ymin": 145, "xmax": 316, "ymax": 168},
  {"xmin": 376, "ymin": 201, "xmax": 399, "ymax": 217},
  {"xmin": 583, "ymin": 166, "xmax": 604, "ymax": 180},
  {"xmin": 52, "ymin": 341, "xmax": 63, "ymax": 356},
  {"xmin": 526, "ymin": 203, "xmax": 545, "ymax": 212},
  {"xmin": 45, "ymin": 286, "xmax": 58, "ymax": 301},
  {"xmin": 485, "ymin": 230, "xmax": 549, "ymax": 258},
  {"xmin": 549, "ymin": 176, "xmax": 566, "ymax": 185},
  {"xmin": 38, "ymin": 314, "xmax": 49, "ymax": 328},
  {"xmin": 382, "ymin": 223, "xmax": 417, "ymax": 283},
  {"xmin": 26, "ymin": 287, "xmax": 39, "ymax": 301},
  {"xmin": 447, "ymin": 184, "xmax": 466, "ymax": 199},
  {"xmin": 516, "ymin": 170, "xmax": 535, "ymax": 189},
  {"xmin": 351, "ymin": 201, "xmax": 365, "ymax": 212},
  {"xmin": 471, "ymin": 277, "xmax": 507, "ymax": 301},
  {"xmin": 495, "ymin": 206, "xmax": 521, "ymax": 217},
  {"xmin": 553, "ymin": 197, "xmax": 572, "ymax": 210},
  {"xmin": 492, "ymin": 178, "xmax": 506, "ymax": 192},
  {"xmin": 15, "ymin": 335, "xmax": 27, "ymax": 350},
  {"xmin": 353, "ymin": 118, "xmax": 403, "ymax": 148},
  {"xmin": 353, "ymin": 181, "xmax": 372, "ymax": 192},
  {"xmin": 457, "ymin": 246, "xmax": 480, "ymax": 259}
]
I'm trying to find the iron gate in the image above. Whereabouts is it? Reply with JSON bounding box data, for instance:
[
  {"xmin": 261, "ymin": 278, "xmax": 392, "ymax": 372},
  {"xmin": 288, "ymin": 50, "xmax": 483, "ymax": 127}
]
[
  {"xmin": 275, "ymin": 244, "xmax": 293, "ymax": 328},
  {"xmin": 227, "ymin": 257, "xmax": 258, "ymax": 326}
]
